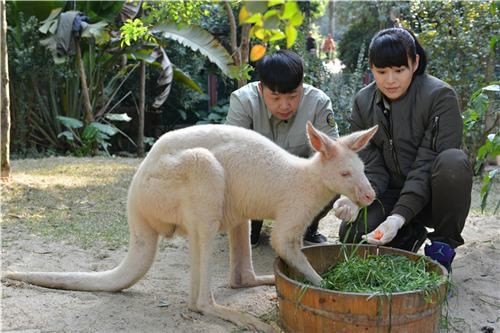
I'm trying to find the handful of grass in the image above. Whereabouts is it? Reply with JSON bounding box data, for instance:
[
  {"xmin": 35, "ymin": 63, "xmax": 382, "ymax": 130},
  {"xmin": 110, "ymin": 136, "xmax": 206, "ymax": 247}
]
[{"xmin": 319, "ymin": 253, "xmax": 443, "ymax": 294}]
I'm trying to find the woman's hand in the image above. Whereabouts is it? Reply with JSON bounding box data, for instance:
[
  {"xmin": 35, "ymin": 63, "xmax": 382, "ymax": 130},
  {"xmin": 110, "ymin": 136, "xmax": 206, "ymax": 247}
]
[
  {"xmin": 333, "ymin": 196, "xmax": 360, "ymax": 222},
  {"xmin": 363, "ymin": 214, "xmax": 405, "ymax": 245}
]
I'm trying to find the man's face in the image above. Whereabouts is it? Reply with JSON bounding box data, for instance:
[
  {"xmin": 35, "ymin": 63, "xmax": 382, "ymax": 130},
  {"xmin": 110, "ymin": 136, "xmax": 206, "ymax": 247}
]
[
  {"xmin": 371, "ymin": 55, "xmax": 419, "ymax": 101},
  {"xmin": 259, "ymin": 83, "xmax": 303, "ymax": 120}
]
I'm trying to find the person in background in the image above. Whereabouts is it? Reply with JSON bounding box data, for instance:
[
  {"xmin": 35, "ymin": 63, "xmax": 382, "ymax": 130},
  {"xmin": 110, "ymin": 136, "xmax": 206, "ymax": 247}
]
[
  {"xmin": 226, "ymin": 50, "xmax": 339, "ymax": 247},
  {"xmin": 306, "ymin": 31, "xmax": 317, "ymax": 56},
  {"xmin": 333, "ymin": 27, "xmax": 472, "ymax": 272},
  {"xmin": 323, "ymin": 33, "xmax": 335, "ymax": 60}
]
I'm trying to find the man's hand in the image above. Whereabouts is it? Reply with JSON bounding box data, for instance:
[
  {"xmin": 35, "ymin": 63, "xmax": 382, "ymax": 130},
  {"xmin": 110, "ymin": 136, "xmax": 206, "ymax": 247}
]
[
  {"xmin": 333, "ymin": 195, "xmax": 359, "ymax": 222},
  {"xmin": 363, "ymin": 214, "xmax": 405, "ymax": 245}
]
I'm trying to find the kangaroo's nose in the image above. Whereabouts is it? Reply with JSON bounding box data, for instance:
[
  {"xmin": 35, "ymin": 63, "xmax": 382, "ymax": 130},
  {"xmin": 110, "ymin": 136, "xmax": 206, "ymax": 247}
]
[{"xmin": 364, "ymin": 192, "xmax": 374, "ymax": 204}]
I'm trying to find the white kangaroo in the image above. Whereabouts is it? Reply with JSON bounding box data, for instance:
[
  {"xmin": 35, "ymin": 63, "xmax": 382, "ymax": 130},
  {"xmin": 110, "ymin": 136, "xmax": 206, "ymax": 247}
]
[{"xmin": 3, "ymin": 122, "xmax": 377, "ymax": 332}]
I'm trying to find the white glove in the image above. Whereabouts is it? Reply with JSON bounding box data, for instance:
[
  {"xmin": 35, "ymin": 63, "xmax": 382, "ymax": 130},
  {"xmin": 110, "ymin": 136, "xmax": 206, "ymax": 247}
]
[
  {"xmin": 333, "ymin": 195, "xmax": 360, "ymax": 222},
  {"xmin": 363, "ymin": 214, "xmax": 405, "ymax": 245}
]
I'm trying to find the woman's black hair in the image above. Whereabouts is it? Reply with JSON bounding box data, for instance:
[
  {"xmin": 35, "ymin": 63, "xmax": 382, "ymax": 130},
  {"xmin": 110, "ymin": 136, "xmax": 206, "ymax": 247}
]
[
  {"xmin": 368, "ymin": 28, "xmax": 427, "ymax": 75},
  {"xmin": 256, "ymin": 50, "xmax": 304, "ymax": 93}
]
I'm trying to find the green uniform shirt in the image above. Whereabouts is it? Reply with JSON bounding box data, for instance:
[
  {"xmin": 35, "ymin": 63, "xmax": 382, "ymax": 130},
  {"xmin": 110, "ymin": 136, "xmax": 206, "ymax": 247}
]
[{"xmin": 226, "ymin": 82, "xmax": 339, "ymax": 158}]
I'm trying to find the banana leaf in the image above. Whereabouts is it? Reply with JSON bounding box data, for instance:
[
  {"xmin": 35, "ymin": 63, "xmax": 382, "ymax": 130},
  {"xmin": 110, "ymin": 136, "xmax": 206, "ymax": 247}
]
[{"xmin": 152, "ymin": 23, "xmax": 236, "ymax": 77}]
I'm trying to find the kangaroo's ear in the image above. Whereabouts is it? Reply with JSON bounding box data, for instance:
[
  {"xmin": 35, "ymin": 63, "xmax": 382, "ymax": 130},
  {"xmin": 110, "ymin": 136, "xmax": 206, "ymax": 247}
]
[
  {"xmin": 340, "ymin": 125, "xmax": 378, "ymax": 152},
  {"xmin": 307, "ymin": 121, "xmax": 337, "ymax": 159}
]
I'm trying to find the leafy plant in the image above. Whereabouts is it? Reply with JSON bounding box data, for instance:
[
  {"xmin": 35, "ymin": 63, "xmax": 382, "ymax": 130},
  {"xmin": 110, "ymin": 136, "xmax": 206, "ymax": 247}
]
[
  {"xmin": 120, "ymin": 18, "xmax": 157, "ymax": 47},
  {"xmin": 6, "ymin": 11, "xmax": 75, "ymax": 154},
  {"xmin": 196, "ymin": 101, "xmax": 229, "ymax": 125},
  {"xmin": 406, "ymin": 1, "xmax": 499, "ymax": 111},
  {"xmin": 57, "ymin": 114, "xmax": 131, "ymax": 156},
  {"xmin": 462, "ymin": 83, "xmax": 500, "ymax": 167},
  {"xmin": 240, "ymin": 0, "xmax": 304, "ymax": 51},
  {"xmin": 462, "ymin": 83, "xmax": 499, "ymax": 213},
  {"xmin": 319, "ymin": 44, "xmax": 368, "ymax": 136},
  {"xmin": 477, "ymin": 133, "xmax": 499, "ymax": 213}
]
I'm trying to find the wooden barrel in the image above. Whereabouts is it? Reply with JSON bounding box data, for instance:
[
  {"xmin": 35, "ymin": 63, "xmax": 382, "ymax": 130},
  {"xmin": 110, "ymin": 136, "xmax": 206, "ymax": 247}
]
[{"xmin": 273, "ymin": 244, "xmax": 448, "ymax": 333}]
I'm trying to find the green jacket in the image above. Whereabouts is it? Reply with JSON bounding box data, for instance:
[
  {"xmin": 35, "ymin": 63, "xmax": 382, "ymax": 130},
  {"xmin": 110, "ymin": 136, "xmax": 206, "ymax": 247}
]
[{"xmin": 350, "ymin": 74, "xmax": 462, "ymax": 223}]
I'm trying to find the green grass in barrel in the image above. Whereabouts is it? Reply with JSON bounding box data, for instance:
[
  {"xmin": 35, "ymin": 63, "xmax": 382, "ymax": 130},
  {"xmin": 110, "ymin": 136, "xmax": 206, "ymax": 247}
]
[{"xmin": 319, "ymin": 254, "xmax": 444, "ymax": 294}]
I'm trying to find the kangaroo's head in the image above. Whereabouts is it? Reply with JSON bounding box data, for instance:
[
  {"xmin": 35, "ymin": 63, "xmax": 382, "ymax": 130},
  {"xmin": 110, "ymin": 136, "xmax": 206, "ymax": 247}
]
[{"xmin": 306, "ymin": 121, "xmax": 378, "ymax": 207}]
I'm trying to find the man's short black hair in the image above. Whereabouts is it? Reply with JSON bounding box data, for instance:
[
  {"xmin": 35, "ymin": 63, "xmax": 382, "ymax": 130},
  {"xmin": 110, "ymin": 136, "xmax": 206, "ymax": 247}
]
[{"xmin": 256, "ymin": 50, "xmax": 304, "ymax": 93}]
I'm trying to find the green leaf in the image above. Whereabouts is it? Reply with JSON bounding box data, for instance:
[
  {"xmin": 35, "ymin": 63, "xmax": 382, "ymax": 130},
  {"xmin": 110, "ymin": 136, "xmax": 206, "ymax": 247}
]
[
  {"xmin": 490, "ymin": 36, "xmax": 498, "ymax": 52},
  {"xmin": 81, "ymin": 21, "xmax": 110, "ymax": 45},
  {"xmin": 268, "ymin": 0, "xmax": 285, "ymax": 6},
  {"xmin": 173, "ymin": 67, "xmax": 204, "ymax": 94},
  {"xmin": 178, "ymin": 110, "xmax": 187, "ymax": 120},
  {"xmin": 254, "ymin": 28, "xmax": 267, "ymax": 40},
  {"xmin": 152, "ymin": 23, "xmax": 235, "ymax": 77},
  {"xmin": 82, "ymin": 125, "xmax": 99, "ymax": 141},
  {"xmin": 269, "ymin": 31, "xmax": 286, "ymax": 42},
  {"xmin": 57, "ymin": 116, "xmax": 83, "ymax": 129},
  {"xmin": 57, "ymin": 131, "xmax": 74, "ymax": 141},
  {"xmin": 290, "ymin": 11, "xmax": 304, "ymax": 26},
  {"xmin": 243, "ymin": 13, "xmax": 264, "ymax": 25},
  {"xmin": 105, "ymin": 113, "xmax": 132, "ymax": 122},
  {"xmin": 246, "ymin": 1, "xmax": 268, "ymax": 14},
  {"xmin": 480, "ymin": 168, "xmax": 499, "ymax": 213},
  {"xmin": 263, "ymin": 9, "xmax": 279, "ymax": 20},
  {"xmin": 285, "ymin": 25, "xmax": 297, "ymax": 49},
  {"xmin": 38, "ymin": 8, "xmax": 62, "ymax": 34},
  {"xmin": 281, "ymin": 1, "xmax": 299, "ymax": 20},
  {"xmin": 90, "ymin": 122, "xmax": 118, "ymax": 136},
  {"xmin": 482, "ymin": 84, "xmax": 500, "ymax": 92},
  {"xmin": 263, "ymin": 14, "xmax": 280, "ymax": 30},
  {"xmin": 151, "ymin": 47, "xmax": 174, "ymax": 108}
]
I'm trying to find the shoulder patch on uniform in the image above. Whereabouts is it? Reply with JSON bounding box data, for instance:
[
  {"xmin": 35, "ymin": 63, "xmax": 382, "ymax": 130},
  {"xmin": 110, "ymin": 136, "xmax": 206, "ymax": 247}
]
[{"xmin": 326, "ymin": 113, "xmax": 337, "ymax": 127}]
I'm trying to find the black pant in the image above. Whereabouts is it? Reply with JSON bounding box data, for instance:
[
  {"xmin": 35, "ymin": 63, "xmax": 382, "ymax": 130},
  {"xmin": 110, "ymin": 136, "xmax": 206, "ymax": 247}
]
[
  {"xmin": 339, "ymin": 149, "xmax": 473, "ymax": 250},
  {"xmin": 251, "ymin": 198, "xmax": 336, "ymax": 238}
]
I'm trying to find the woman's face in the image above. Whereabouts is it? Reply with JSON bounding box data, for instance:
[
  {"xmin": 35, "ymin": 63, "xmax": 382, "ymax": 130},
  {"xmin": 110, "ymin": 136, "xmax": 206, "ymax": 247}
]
[{"xmin": 371, "ymin": 55, "xmax": 419, "ymax": 101}]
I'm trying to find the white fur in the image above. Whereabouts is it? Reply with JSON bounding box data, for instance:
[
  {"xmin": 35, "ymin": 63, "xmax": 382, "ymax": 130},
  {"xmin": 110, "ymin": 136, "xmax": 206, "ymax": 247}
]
[{"xmin": 3, "ymin": 122, "xmax": 377, "ymax": 332}]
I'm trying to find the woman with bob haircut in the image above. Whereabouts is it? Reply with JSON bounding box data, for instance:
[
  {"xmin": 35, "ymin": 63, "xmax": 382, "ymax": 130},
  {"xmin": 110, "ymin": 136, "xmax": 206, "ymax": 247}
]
[{"xmin": 333, "ymin": 28, "xmax": 473, "ymax": 272}]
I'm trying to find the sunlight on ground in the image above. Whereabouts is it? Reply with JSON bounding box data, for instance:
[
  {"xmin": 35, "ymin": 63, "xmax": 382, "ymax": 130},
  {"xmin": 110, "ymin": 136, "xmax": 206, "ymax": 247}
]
[
  {"xmin": 324, "ymin": 58, "xmax": 344, "ymax": 74},
  {"xmin": 5, "ymin": 157, "xmax": 139, "ymax": 189},
  {"xmin": 10, "ymin": 173, "xmax": 103, "ymax": 189}
]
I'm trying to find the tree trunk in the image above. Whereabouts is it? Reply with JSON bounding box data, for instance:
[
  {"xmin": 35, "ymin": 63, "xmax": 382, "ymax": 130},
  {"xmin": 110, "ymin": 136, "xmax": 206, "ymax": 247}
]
[
  {"xmin": 75, "ymin": 39, "xmax": 93, "ymax": 124},
  {"xmin": 327, "ymin": 0, "xmax": 334, "ymax": 37},
  {"xmin": 1, "ymin": 0, "xmax": 11, "ymax": 180},
  {"xmin": 225, "ymin": 2, "xmax": 250, "ymax": 88},
  {"xmin": 137, "ymin": 60, "xmax": 145, "ymax": 157}
]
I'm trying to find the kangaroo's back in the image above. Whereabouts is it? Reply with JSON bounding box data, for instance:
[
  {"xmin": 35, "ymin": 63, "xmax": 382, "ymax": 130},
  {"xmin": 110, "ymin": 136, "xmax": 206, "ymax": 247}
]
[{"xmin": 134, "ymin": 125, "xmax": 304, "ymax": 219}]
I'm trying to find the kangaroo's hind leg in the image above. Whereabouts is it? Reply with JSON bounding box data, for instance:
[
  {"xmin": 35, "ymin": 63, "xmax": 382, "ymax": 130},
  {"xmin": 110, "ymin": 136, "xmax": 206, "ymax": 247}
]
[
  {"xmin": 175, "ymin": 148, "xmax": 275, "ymax": 332},
  {"xmin": 194, "ymin": 219, "xmax": 276, "ymax": 333},
  {"xmin": 229, "ymin": 220, "xmax": 274, "ymax": 288}
]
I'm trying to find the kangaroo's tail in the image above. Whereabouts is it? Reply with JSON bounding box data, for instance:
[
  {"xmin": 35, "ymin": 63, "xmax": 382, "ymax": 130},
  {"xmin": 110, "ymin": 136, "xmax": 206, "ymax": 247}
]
[{"xmin": 3, "ymin": 209, "xmax": 159, "ymax": 292}]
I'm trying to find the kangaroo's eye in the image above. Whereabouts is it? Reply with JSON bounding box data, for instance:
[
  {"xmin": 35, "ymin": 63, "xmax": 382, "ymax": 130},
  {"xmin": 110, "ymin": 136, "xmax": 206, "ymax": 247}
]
[{"xmin": 340, "ymin": 171, "xmax": 351, "ymax": 177}]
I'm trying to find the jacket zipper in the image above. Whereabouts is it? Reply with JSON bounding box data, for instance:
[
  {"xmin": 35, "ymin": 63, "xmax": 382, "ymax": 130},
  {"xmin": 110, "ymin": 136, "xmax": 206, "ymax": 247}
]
[
  {"xmin": 431, "ymin": 116, "xmax": 440, "ymax": 152},
  {"xmin": 380, "ymin": 109, "xmax": 402, "ymax": 177}
]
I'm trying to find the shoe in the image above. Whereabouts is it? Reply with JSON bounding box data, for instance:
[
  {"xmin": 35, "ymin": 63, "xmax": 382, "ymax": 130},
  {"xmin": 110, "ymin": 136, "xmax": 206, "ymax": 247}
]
[
  {"xmin": 250, "ymin": 220, "xmax": 263, "ymax": 248},
  {"xmin": 425, "ymin": 241, "xmax": 455, "ymax": 273},
  {"xmin": 251, "ymin": 236, "xmax": 260, "ymax": 248},
  {"xmin": 304, "ymin": 230, "xmax": 327, "ymax": 245}
]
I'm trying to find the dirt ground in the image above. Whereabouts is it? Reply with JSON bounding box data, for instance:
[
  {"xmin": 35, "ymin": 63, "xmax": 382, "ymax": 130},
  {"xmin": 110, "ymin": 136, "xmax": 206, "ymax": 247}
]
[{"xmin": 1, "ymin": 158, "xmax": 499, "ymax": 333}]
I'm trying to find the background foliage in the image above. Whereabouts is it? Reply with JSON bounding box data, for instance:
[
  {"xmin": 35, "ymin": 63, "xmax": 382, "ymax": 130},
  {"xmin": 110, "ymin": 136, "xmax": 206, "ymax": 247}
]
[{"xmin": 5, "ymin": 0, "xmax": 498, "ymax": 179}]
